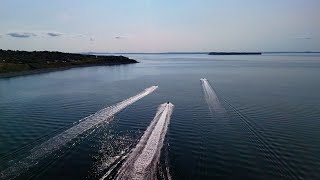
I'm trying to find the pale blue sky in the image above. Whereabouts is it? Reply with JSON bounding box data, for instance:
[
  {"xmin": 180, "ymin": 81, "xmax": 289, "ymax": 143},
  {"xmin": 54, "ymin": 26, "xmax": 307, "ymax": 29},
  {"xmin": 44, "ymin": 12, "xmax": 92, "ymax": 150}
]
[{"xmin": 0, "ymin": 0, "xmax": 319, "ymax": 52}]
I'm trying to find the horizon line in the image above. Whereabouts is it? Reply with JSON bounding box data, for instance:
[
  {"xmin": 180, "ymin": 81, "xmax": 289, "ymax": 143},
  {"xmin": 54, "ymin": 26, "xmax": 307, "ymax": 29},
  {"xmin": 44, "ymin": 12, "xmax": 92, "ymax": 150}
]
[
  {"xmin": 85, "ymin": 51, "xmax": 320, "ymax": 54},
  {"xmin": 2, "ymin": 49, "xmax": 320, "ymax": 54}
]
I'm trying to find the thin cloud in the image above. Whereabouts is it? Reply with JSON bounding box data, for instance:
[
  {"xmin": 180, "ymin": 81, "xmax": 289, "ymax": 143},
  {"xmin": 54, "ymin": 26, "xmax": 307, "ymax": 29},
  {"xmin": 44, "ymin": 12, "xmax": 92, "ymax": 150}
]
[
  {"xmin": 115, "ymin": 36, "xmax": 125, "ymax": 39},
  {"xmin": 70, "ymin": 33, "xmax": 86, "ymax": 38},
  {"xmin": 7, "ymin": 32, "xmax": 36, "ymax": 38},
  {"xmin": 296, "ymin": 37, "xmax": 312, "ymax": 40},
  {"xmin": 4, "ymin": 31, "xmax": 93, "ymax": 40},
  {"xmin": 47, "ymin": 32, "xmax": 63, "ymax": 37},
  {"xmin": 291, "ymin": 34, "xmax": 312, "ymax": 40}
]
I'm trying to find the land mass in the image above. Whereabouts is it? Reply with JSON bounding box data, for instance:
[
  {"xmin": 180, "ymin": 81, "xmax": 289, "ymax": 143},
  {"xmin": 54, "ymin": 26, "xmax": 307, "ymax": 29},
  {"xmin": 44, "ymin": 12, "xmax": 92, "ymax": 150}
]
[
  {"xmin": 0, "ymin": 49, "xmax": 138, "ymax": 78},
  {"xmin": 208, "ymin": 52, "xmax": 262, "ymax": 55}
]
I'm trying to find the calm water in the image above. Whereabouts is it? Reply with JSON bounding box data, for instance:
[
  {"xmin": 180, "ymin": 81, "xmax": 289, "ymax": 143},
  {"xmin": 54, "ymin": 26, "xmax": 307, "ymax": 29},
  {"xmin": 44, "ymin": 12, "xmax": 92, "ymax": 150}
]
[{"xmin": 1, "ymin": 53, "xmax": 320, "ymax": 179}]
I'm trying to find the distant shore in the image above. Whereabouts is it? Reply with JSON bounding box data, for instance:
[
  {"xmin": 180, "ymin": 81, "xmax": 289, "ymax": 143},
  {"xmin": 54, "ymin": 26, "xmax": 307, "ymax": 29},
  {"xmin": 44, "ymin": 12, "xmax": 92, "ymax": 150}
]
[
  {"xmin": 208, "ymin": 52, "xmax": 262, "ymax": 55},
  {"xmin": 0, "ymin": 49, "xmax": 138, "ymax": 78},
  {"xmin": 87, "ymin": 51, "xmax": 320, "ymax": 55}
]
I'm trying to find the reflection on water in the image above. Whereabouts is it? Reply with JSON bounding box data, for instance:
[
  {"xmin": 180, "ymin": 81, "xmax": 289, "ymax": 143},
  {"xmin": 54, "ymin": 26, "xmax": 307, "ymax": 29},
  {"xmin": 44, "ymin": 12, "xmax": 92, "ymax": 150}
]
[{"xmin": 0, "ymin": 53, "xmax": 320, "ymax": 179}]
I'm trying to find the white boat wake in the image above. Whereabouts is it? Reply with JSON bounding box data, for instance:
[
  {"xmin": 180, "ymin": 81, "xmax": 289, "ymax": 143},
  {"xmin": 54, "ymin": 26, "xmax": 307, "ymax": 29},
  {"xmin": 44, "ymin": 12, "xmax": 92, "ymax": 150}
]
[
  {"xmin": 108, "ymin": 102, "xmax": 174, "ymax": 180},
  {"xmin": 200, "ymin": 78, "xmax": 226, "ymax": 113},
  {"xmin": 0, "ymin": 86, "xmax": 158, "ymax": 179}
]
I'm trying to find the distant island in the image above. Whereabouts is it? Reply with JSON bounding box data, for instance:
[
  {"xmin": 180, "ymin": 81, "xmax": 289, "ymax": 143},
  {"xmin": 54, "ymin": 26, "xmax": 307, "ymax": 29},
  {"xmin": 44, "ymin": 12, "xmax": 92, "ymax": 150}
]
[
  {"xmin": 208, "ymin": 52, "xmax": 262, "ymax": 55},
  {"xmin": 0, "ymin": 49, "xmax": 138, "ymax": 78}
]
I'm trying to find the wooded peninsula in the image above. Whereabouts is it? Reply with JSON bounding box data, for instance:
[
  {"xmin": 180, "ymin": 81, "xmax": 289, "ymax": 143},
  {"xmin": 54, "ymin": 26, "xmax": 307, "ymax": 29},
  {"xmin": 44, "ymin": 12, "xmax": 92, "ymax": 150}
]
[{"xmin": 0, "ymin": 49, "xmax": 138, "ymax": 77}]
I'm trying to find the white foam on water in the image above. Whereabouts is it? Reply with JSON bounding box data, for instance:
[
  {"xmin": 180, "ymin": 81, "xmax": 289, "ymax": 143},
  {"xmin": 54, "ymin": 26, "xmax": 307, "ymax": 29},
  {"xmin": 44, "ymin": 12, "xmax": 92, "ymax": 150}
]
[
  {"xmin": 113, "ymin": 103, "xmax": 174, "ymax": 180},
  {"xmin": 200, "ymin": 78, "xmax": 226, "ymax": 113},
  {"xmin": 0, "ymin": 86, "xmax": 158, "ymax": 179}
]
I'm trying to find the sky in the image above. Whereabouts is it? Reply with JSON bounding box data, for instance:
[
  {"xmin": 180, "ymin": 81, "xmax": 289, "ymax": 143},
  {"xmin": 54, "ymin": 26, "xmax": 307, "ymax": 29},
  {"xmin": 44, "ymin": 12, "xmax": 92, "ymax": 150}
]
[{"xmin": 0, "ymin": 0, "xmax": 319, "ymax": 53}]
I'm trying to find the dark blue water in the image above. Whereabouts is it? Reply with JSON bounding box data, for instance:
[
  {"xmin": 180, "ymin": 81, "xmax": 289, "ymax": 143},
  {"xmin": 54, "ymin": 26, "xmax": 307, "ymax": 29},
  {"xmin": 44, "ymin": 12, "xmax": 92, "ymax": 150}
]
[{"xmin": 1, "ymin": 54, "xmax": 320, "ymax": 179}]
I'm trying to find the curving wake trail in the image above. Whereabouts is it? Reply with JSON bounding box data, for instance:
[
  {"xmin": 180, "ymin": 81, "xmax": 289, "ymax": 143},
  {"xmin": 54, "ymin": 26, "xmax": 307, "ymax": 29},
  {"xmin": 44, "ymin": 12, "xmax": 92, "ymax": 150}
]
[
  {"xmin": 200, "ymin": 78, "xmax": 226, "ymax": 113},
  {"xmin": 0, "ymin": 86, "xmax": 158, "ymax": 179},
  {"xmin": 110, "ymin": 102, "xmax": 174, "ymax": 180}
]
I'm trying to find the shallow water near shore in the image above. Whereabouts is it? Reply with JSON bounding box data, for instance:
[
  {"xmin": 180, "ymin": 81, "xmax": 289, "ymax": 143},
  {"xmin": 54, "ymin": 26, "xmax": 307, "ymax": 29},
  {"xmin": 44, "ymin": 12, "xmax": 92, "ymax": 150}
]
[{"xmin": 1, "ymin": 53, "xmax": 320, "ymax": 179}]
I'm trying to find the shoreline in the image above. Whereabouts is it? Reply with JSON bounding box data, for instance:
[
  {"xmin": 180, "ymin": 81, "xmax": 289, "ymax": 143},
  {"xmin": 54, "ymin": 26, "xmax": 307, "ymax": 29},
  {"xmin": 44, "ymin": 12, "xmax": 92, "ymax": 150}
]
[
  {"xmin": 208, "ymin": 52, "xmax": 262, "ymax": 55},
  {"xmin": 0, "ymin": 62, "xmax": 138, "ymax": 79}
]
